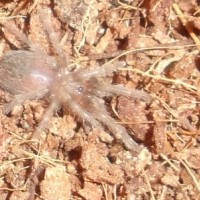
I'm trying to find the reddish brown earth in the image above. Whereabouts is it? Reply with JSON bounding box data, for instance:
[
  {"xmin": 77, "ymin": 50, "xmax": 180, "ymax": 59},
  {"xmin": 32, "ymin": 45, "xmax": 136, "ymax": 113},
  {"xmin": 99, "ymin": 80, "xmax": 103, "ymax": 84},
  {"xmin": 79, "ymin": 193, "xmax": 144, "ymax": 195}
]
[{"xmin": 0, "ymin": 0, "xmax": 200, "ymax": 199}]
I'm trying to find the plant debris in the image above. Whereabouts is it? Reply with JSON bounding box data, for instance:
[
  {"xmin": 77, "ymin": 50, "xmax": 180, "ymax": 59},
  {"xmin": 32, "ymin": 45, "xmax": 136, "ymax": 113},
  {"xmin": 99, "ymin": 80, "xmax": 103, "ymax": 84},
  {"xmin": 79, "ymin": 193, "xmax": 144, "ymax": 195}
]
[{"xmin": 0, "ymin": 0, "xmax": 200, "ymax": 199}]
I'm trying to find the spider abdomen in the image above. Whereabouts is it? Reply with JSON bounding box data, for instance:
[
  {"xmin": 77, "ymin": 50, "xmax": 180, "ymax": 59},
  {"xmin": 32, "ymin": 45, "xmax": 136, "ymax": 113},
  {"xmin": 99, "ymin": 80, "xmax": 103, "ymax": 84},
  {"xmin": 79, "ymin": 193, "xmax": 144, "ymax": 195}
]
[{"xmin": 0, "ymin": 50, "xmax": 57, "ymax": 96}]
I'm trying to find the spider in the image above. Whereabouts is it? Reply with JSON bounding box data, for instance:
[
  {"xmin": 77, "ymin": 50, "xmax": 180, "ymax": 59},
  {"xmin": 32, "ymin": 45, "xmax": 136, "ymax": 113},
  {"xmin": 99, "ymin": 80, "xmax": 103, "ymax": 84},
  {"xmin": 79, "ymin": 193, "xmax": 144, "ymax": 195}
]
[{"xmin": 0, "ymin": 10, "xmax": 151, "ymax": 152}]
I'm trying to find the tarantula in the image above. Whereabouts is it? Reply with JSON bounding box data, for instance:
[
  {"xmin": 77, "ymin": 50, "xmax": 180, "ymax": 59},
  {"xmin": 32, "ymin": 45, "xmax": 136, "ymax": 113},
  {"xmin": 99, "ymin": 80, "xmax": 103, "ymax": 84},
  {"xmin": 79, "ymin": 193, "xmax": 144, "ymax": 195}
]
[{"xmin": 0, "ymin": 11, "xmax": 151, "ymax": 152}]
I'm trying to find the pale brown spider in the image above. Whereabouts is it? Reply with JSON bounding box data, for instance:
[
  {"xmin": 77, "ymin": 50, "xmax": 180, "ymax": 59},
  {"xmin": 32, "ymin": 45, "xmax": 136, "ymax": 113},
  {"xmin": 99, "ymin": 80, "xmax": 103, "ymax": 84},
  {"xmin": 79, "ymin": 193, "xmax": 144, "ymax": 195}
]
[{"xmin": 0, "ymin": 11, "xmax": 151, "ymax": 152}]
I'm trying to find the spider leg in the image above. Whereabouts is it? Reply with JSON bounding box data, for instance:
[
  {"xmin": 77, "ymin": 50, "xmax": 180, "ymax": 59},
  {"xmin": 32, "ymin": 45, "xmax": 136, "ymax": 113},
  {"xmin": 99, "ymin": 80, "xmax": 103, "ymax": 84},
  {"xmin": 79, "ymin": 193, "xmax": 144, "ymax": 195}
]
[
  {"xmin": 3, "ymin": 88, "xmax": 48, "ymax": 114},
  {"xmin": 1, "ymin": 20, "xmax": 38, "ymax": 50},
  {"xmin": 3, "ymin": 99, "xmax": 21, "ymax": 114},
  {"xmin": 67, "ymin": 99, "xmax": 103, "ymax": 130},
  {"xmin": 32, "ymin": 100, "xmax": 60, "ymax": 139},
  {"xmin": 97, "ymin": 84, "xmax": 152, "ymax": 102},
  {"xmin": 38, "ymin": 10, "xmax": 68, "ymax": 70},
  {"xmin": 91, "ymin": 97, "xmax": 141, "ymax": 151},
  {"xmin": 74, "ymin": 61, "xmax": 126, "ymax": 80}
]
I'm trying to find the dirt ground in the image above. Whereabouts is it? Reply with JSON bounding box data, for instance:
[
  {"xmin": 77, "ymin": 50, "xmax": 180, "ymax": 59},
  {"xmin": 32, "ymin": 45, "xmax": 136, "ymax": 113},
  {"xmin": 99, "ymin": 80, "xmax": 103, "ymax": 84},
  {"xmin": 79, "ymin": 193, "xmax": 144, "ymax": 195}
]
[{"xmin": 0, "ymin": 0, "xmax": 200, "ymax": 199}]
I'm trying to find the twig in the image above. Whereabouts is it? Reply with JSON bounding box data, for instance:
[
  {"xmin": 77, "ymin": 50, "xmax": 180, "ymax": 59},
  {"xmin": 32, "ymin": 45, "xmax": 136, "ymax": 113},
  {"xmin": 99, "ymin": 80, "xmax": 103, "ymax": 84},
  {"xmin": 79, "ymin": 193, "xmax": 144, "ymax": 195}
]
[
  {"xmin": 142, "ymin": 169, "xmax": 156, "ymax": 200},
  {"xmin": 126, "ymin": 67, "xmax": 197, "ymax": 91},
  {"xmin": 172, "ymin": 3, "xmax": 200, "ymax": 51},
  {"xmin": 160, "ymin": 153, "xmax": 179, "ymax": 172},
  {"xmin": 177, "ymin": 157, "xmax": 200, "ymax": 191}
]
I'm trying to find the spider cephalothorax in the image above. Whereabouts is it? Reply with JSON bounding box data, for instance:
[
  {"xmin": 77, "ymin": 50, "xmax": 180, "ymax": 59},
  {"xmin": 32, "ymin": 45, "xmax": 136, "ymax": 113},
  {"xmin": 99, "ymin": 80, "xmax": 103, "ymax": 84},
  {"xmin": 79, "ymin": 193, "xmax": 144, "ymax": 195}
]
[{"xmin": 0, "ymin": 10, "xmax": 151, "ymax": 152}]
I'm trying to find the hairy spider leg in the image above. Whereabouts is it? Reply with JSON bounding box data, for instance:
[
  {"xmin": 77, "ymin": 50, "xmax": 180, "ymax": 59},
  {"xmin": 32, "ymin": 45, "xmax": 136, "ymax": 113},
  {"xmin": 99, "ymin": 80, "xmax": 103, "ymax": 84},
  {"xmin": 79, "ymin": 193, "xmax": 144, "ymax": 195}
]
[
  {"xmin": 75, "ymin": 62, "xmax": 152, "ymax": 101},
  {"xmin": 64, "ymin": 94, "xmax": 103, "ymax": 130},
  {"xmin": 75, "ymin": 61, "xmax": 126, "ymax": 79},
  {"xmin": 3, "ymin": 88, "xmax": 49, "ymax": 114},
  {"xmin": 97, "ymin": 84, "xmax": 152, "ymax": 102},
  {"xmin": 39, "ymin": 10, "xmax": 68, "ymax": 70},
  {"xmin": 1, "ymin": 20, "xmax": 41, "ymax": 52},
  {"xmin": 90, "ymin": 96, "xmax": 141, "ymax": 151},
  {"xmin": 32, "ymin": 100, "xmax": 60, "ymax": 139}
]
